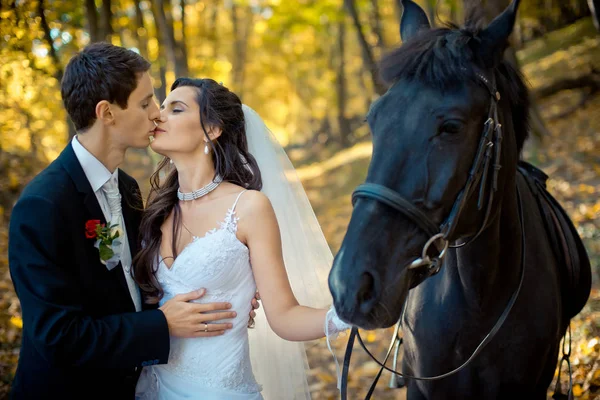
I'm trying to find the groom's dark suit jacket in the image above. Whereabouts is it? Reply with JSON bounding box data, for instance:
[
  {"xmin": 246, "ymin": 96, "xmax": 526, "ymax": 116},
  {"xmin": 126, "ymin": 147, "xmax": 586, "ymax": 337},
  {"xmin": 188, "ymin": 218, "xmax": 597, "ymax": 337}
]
[{"xmin": 8, "ymin": 143, "xmax": 170, "ymax": 400}]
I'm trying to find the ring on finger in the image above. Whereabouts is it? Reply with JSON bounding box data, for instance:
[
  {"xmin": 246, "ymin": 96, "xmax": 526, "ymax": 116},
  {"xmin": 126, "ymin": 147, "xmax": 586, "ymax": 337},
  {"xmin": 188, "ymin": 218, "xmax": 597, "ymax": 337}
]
[{"xmin": 204, "ymin": 322, "xmax": 208, "ymax": 332}]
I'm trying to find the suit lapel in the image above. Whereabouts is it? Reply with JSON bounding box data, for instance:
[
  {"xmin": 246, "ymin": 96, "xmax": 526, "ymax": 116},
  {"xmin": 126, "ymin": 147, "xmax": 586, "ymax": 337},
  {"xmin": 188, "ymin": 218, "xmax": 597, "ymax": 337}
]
[
  {"xmin": 59, "ymin": 143, "xmax": 107, "ymax": 225},
  {"xmin": 119, "ymin": 171, "xmax": 145, "ymax": 311},
  {"xmin": 58, "ymin": 144, "xmax": 135, "ymax": 310},
  {"xmin": 119, "ymin": 171, "xmax": 142, "ymax": 260}
]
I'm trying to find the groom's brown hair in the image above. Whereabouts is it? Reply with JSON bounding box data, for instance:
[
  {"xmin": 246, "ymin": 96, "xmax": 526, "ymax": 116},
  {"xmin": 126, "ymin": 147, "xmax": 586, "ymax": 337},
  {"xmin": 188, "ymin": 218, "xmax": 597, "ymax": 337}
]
[{"xmin": 60, "ymin": 42, "xmax": 151, "ymax": 132}]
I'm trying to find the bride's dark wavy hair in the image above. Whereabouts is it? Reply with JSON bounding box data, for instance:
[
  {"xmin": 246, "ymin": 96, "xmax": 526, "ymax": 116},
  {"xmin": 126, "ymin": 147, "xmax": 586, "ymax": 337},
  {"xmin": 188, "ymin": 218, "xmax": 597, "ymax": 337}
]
[{"xmin": 133, "ymin": 78, "xmax": 262, "ymax": 303}]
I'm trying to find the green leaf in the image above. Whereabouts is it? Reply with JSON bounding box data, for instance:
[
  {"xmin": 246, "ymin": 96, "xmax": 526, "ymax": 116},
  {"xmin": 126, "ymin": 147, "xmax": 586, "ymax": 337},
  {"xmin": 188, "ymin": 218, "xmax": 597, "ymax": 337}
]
[{"xmin": 98, "ymin": 243, "xmax": 114, "ymax": 261}]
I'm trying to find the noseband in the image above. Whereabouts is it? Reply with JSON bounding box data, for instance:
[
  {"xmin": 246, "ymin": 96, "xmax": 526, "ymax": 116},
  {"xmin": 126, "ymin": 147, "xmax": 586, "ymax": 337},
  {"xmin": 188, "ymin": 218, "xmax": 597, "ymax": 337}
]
[{"xmin": 340, "ymin": 70, "xmax": 526, "ymax": 399}]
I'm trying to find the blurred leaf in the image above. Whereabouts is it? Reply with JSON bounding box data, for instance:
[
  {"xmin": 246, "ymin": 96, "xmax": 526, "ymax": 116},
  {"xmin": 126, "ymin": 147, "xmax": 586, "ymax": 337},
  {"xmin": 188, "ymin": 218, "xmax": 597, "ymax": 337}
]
[{"xmin": 9, "ymin": 316, "xmax": 22, "ymax": 329}]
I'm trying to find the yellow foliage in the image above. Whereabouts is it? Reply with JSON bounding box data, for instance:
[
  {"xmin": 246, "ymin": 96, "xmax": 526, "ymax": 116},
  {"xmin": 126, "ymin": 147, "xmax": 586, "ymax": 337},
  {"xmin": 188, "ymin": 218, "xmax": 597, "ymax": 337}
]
[
  {"xmin": 365, "ymin": 332, "xmax": 377, "ymax": 343},
  {"xmin": 577, "ymin": 184, "xmax": 596, "ymax": 194},
  {"xmin": 254, "ymin": 20, "xmax": 268, "ymax": 35},
  {"xmin": 8, "ymin": 172, "xmax": 20, "ymax": 190},
  {"xmin": 315, "ymin": 372, "xmax": 337, "ymax": 384},
  {"xmin": 165, "ymin": 70, "xmax": 175, "ymax": 90},
  {"xmin": 118, "ymin": 16, "xmax": 130, "ymax": 28},
  {"xmin": 148, "ymin": 37, "xmax": 159, "ymax": 61},
  {"xmin": 213, "ymin": 60, "xmax": 233, "ymax": 74},
  {"xmin": 9, "ymin": 316, "xmax": 22, "ymax": 329}
]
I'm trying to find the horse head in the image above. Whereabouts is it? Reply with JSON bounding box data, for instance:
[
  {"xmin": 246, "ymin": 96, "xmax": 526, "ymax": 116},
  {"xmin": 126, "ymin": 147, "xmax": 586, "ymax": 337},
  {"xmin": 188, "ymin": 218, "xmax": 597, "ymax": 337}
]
[{"xmin": 329, "ymin": 0, "xmax": 529, "ymax": 329}]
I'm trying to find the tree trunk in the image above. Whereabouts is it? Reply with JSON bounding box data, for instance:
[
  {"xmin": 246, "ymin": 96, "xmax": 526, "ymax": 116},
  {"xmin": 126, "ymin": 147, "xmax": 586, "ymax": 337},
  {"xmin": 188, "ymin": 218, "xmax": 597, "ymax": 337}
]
[
  {"xmin": 86, "ymin": 0, "xmax": 101, "ymax": 43},
  {"xmin": 557, "ymin": 0, "xmax": 578, "ymax": 25},
  {"xmin": 231, "ymin": 3, "xmax": 252, "ymax": 95},
  {"xmin": 39, "ymin": 0, "xmax": 62, "ymax": 82},
  {"xmin": 210, "ymin": 0, "xmax": 221, "ymax": 58},
  {"xmin": 370, "ymin": 0, "xmax": 386, "ymax": 48},
  {"xmin": 336, "ymin": 15, "xmax": 352, "ymax": 146},
  {"xmin": 344, "ymin": 0, "xmax": 387, "ymax": 95},
  {"xmin": 39, "ymin": 0, "xmax": 77, "ymax": 139},
  {"xmin": 575, "ymin": 0, "xmax": 590, "ymax": 17},
  {"xmin": 148, "ymin": 1, "xmax": 168, "ymax": 101},
  {"xmin": 152, "ymin": 0, "xmax": 188, "ymax": 77},
  {"xmin": 231, "ymin": 3, "xmax": 242, "ymax": 91},
  {"xmin": 155, "ymin": 43, "xmax": 168, "ymax": 103},
  {"xmin": 100, "ymin": 0, "xmax": 113, "ymax": 42},
  {"xmin": 164, "ymin": 0, "xmax": 189, "ymax": 76},
  {"xmin": 133, "ymin": 0, "xmax": 149, "ymax": 59},
  {"xmin": 179, "ymin": 0, "xmax": 188, "ymax": 64}
]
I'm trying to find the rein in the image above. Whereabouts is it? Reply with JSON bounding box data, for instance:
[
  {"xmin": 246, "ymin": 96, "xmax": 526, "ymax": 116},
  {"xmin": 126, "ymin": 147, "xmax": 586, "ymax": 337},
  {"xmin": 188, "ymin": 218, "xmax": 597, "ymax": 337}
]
[
  {"xmin": 339, "ymin": 71, "xmax": 526, "ymax": 399},
  {"xmin": 340, "ymin": 186, "xmax": 526, "ymax": 399}
]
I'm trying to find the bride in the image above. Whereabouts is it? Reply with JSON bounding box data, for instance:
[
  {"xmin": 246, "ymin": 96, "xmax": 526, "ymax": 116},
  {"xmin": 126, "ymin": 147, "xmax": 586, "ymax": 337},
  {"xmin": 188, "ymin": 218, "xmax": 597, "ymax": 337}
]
[{"xmin": 133, "ymin": 78, "xmax": 350, "ymax": 399}]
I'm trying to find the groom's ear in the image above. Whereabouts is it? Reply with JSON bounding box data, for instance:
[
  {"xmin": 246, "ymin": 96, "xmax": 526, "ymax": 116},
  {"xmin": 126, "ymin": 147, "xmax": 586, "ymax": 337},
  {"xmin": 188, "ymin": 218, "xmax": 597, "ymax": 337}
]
[{"xmin": 96, "ymin": 100, "xmax": 115, "ymax": 126}]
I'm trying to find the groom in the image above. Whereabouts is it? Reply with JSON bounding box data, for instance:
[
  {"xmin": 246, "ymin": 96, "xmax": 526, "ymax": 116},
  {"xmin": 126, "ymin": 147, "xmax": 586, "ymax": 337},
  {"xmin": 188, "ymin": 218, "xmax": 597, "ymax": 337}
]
[{"xmin": 8, "ymin": 42, "xmax": 258, "ymax": 399}]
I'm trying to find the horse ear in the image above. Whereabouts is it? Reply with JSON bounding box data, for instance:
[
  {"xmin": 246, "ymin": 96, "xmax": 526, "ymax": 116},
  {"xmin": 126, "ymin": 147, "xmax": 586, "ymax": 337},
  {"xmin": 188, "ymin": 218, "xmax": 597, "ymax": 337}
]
[
  {"xmin": 399, "ymin": 0, "xmax": 431, "ymax": 42},
  {"xmin": 477, "ymin": 0, "xmax": 521, "ymax": 67}
]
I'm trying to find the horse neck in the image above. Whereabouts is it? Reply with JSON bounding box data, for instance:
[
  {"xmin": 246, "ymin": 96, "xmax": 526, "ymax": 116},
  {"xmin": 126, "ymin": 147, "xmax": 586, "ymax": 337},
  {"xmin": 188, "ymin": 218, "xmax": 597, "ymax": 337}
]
[{"xmin": 452, "ymin": 171, "xmax": 522, "ymax": 315}]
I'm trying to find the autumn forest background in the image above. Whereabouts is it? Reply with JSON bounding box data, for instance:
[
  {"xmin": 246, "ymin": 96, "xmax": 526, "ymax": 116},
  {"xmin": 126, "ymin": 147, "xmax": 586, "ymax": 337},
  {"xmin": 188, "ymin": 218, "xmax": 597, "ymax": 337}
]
[{"xmin": 1, "ymin": 0, "xmax": 599, "ymax": 398}]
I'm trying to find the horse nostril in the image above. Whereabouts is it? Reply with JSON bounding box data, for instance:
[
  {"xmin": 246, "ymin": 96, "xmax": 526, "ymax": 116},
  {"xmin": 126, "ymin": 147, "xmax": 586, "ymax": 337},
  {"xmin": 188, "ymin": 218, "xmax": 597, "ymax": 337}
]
[{"xmin": 356, "ymin": 271, "xmax": 380, "ymax": 314}]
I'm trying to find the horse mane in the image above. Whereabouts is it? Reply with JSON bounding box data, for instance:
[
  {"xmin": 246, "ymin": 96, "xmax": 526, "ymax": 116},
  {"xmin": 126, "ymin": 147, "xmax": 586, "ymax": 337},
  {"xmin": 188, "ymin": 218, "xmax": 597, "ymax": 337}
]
[{"xmin": 377, "ymin": 7, "xmax": 530, "ymax": 152}]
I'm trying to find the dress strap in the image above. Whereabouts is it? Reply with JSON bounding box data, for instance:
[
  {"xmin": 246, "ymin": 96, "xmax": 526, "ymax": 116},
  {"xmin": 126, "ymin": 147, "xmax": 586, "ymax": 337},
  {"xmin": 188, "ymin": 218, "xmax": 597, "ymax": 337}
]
[{"xmin": 231, "ymin": 190, "xmax": 248, "ymax": 212}]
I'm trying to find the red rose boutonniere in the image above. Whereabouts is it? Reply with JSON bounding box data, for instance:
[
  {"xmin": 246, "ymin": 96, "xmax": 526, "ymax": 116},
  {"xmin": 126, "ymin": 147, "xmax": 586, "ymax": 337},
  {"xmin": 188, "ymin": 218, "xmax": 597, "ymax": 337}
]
[{"xmin": 85, "ymin": 219, "xmax": 123, "ymax": 267}]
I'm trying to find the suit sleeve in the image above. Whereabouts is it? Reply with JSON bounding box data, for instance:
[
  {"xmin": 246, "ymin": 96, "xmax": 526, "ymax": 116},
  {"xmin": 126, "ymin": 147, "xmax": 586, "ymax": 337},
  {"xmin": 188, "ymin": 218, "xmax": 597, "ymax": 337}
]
[{"xmin": 8, "ymin": 194, "xmax": 170, "ymax": 368}]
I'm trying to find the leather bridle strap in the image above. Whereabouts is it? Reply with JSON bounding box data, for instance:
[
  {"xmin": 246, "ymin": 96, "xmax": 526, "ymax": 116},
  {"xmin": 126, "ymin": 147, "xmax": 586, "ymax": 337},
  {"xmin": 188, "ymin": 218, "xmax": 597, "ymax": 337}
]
[
  {"xmin": 340, "ymin": 185, "xmax": 526, "ymax": 399},
  {"xmin": 340, "ymin": 327, "xmax": 357, "ymax": 400},
  {"xmin": 352, "ymin": 184, "xmax": 439, "ymax": 239},
  {"xmin": 352, "ymin": 98, "xmax": 502, "ymax": 252}
]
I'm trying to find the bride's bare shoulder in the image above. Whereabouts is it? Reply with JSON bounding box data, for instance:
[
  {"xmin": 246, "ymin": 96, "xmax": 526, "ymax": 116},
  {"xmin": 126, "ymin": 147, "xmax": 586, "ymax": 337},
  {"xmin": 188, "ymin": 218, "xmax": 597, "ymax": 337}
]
[
  {"xmin": 238, "ymin": 189, "xmax": 272, "ymax": 212},
  {"xmin": 236, "ymin": 190, "xmax": 278, "ymax": 224},
  {"xmin": 235, "ymin": 190, "xmax": 276, "ymax": 241}
]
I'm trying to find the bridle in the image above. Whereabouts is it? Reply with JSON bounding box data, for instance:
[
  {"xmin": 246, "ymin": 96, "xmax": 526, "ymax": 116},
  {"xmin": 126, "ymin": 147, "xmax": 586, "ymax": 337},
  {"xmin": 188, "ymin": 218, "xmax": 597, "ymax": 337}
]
[
  {"xmin": 339, "ymin": 70, "xmax": 526, "ymax": 399},
  {"xmin": 341, "ymin": 70, "xmax": 525, "ymax": 399}
]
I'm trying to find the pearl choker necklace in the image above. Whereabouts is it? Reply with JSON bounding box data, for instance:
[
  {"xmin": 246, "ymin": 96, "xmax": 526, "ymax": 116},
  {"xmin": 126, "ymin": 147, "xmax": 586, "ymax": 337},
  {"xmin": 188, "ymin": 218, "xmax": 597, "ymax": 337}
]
[{"xmin": 177, "ymin": 175, "xmax": 223, "ymax": 201}]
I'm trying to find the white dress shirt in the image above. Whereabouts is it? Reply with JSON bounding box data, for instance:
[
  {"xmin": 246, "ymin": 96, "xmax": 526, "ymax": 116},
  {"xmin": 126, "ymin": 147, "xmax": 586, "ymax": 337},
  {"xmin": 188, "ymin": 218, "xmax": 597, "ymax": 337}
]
[{"xmin": 72, "ymin": 136, "xmax": 142, "ymax": 312}]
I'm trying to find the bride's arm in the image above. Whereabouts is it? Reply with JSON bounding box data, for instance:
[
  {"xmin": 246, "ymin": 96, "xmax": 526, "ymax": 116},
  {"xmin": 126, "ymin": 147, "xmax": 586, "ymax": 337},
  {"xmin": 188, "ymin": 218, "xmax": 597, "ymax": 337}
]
[{"xmin": 238, "ymin": 191, "xmax": 343, "ymax": 342}]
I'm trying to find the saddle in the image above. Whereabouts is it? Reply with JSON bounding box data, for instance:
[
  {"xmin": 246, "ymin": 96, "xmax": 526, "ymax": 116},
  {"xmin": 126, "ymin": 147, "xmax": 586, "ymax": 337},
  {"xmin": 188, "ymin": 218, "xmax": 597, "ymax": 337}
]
[{"xmin": 517, "ymin": 160, "xmax": 592, "ymax": 319}]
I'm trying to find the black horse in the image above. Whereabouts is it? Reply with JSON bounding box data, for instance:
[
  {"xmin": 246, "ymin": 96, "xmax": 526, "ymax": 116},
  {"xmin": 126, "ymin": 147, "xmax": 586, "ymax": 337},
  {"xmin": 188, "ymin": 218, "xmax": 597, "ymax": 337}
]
[{"xmin": 328, "ymin": 0, "xmax": 592, "ymax": 398}]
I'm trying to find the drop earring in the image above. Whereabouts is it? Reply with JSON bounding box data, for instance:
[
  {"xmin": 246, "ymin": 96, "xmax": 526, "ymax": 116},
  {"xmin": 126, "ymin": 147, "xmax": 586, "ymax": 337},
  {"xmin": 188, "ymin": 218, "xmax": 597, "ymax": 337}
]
[{"xmin": 204, "ymin": 142, "xmax": 210, "ymax": 155}]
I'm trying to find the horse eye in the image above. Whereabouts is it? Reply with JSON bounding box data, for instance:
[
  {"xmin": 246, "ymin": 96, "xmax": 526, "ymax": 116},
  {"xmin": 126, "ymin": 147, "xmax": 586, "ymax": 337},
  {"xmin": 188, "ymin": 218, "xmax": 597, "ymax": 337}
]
[{"xmin": 440, "ymin": 121, "xmax": 463, "ymax": 135}]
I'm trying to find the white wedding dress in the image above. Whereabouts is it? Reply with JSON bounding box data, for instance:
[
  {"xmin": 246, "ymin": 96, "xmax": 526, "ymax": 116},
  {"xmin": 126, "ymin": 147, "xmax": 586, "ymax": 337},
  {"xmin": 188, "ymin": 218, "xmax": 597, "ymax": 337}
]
[
  {"xmin": 135, "ymin": 104, "xmax": 352, "ymax": 400},
  {"xmin": 135, "ymin": 190, "xmax": 264, "ymax": 399}
]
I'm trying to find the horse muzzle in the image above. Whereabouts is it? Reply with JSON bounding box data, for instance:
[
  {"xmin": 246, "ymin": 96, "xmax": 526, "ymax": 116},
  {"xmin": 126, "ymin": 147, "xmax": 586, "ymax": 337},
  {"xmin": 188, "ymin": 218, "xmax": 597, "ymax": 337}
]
[{"xmin": 329, "ymin": 246, "xmax": 412, "ymax": 329}]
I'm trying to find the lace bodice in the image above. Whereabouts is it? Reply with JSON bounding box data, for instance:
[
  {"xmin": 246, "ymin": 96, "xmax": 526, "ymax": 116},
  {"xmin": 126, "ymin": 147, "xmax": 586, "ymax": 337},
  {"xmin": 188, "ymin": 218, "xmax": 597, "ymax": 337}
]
[{"xmin": 145, "ymin": 190, "xmax": 262, "ymax": 396}]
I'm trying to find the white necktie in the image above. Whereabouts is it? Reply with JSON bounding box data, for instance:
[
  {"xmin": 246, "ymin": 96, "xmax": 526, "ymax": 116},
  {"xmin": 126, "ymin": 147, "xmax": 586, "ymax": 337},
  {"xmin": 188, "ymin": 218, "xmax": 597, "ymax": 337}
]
[
  {"xmin": 103, "ymin": 175, "xmax": 122, "ymax": 228},
  {"xmin": 102, "ymin": 175, "xmax": 142, "ymax": 311},
  {"xmin": 101, "ymin": 175, "xmax": 123, "ymax": 268}
]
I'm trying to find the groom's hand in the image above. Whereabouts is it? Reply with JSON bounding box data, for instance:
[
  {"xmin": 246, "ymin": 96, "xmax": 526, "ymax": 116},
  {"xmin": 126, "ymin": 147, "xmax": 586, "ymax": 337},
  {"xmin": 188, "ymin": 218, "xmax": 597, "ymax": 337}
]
[
  {"xmin": 248, "ymin": 291, "xmax": 260, "ymax": 328},
  {"xmin": 159, "ymin": 289, "xmax": 237, "ymax": 338}
]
